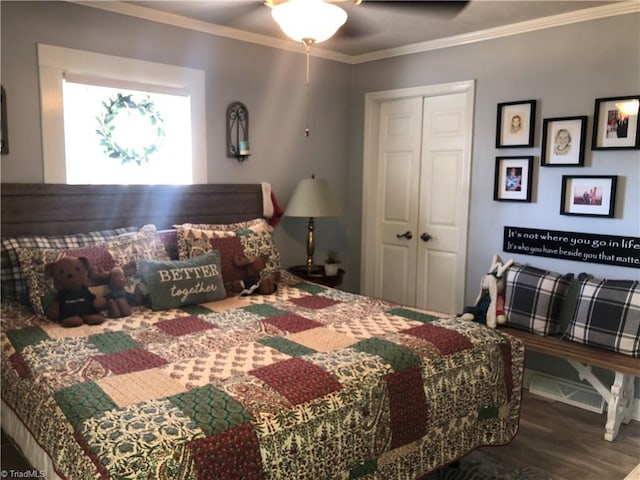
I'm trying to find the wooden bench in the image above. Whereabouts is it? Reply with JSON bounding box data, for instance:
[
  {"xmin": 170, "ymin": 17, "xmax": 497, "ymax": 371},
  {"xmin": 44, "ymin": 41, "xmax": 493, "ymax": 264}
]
[{"xmin": 499, "ymin": 326, "xmax": 639, "ymax": 442}]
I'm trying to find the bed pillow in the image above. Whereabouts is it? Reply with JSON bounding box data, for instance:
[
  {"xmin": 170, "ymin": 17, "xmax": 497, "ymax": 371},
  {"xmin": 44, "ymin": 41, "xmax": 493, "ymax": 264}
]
[
  {"xmin": 17, "ymin": 245, "xmax": 115, "ymax": 318},
  {"xmin": 1, "ymin": 226, "xmax": 137, "ymax": 303},
  {"xmin": 138, "ymin": 251, "xmax": 226, "ymax": 310},
  {"xmin": 238, "ymin": 230, "xmax": 282, "ymax": 281},
  {"xmin": 563, "ymin": 276, "xmax": 639, "ymax": 357},
  {"xmin": 106, "ymin": 224, "xmax": 169, "ymax": 268},
  {"xmin": 503, "ymin": 264, "xmax": 574, "ymax": 336},
  {"xmin": 175, "ymin": 226, "xmax": 235, "ymax": 261},
  {"xmin": 177, "ymin": 218, "xmax": 272, "ymax": 233}
]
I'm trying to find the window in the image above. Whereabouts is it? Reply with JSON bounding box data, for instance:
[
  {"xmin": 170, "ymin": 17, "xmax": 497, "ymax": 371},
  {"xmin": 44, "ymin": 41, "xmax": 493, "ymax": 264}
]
[{"xmin": 38, "ymin": 44, "xmax": 207, "ymax": 184}]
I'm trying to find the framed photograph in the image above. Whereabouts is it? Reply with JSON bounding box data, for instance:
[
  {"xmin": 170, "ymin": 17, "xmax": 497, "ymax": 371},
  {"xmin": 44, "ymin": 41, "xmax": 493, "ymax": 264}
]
[
  {"xmin": 541, "ymin": 116, "xmax": 587, "ymax": 166},
  {"xmin": 494, "ymin": 156, "xmax": 534, "ymax": 202},
  {"xmin": 496, "ymin": 99, "xmax": 536, "ymax": 148},
  {"xmin": 560, "ymin": 175, "xmax": 617, "ymax": 217},
  {"xmin": 1, "ymin": 85, "xmax": 7, "ymax": 155},
  {"xmin": 591, "ymin": 95, "xmax": 640, "ymax": 150}
]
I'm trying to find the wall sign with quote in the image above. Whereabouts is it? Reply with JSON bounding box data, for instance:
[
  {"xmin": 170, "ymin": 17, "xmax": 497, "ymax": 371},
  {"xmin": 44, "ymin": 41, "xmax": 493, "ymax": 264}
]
[{"xmin": 503, "ymin": 226, "xmax": 639, "ymax": 268}]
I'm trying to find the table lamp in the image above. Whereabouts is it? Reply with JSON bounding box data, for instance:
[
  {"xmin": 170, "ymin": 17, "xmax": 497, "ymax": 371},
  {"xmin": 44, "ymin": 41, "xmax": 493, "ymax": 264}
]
[{"xmin": 285, "ymin": 174, "xmax": 341, "ymax": 273}]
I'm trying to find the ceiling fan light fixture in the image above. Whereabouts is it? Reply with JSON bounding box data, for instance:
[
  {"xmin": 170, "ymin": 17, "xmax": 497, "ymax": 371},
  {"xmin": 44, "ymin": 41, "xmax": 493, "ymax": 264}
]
[{"xmin": 271, "ymin": 0, "xmax": 348, "ymax": 44}]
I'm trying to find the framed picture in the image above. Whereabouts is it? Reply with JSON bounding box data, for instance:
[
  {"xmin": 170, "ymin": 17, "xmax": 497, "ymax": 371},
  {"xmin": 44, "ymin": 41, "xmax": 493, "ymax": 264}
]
[
  {"xmin": 496, "ymin": 99, "xmax": 536, "ymax": 148},
  {"xmin": 494, "ymin": 156, "xmax": 533, "ymax": 202},
  {"xmin": 560, "ymin": 175, "xmax": 617, "ymax": 217},
  {"xmin": 591, "ymin": 95, "xmax": 640, "ymax": 150},
  {"xmin": 1, "ymin": 85, "xmax": 7, "ymax": 155},
  {"xmin": 541, "ymin": 116, "xmax": 587, "ymax": 166}
]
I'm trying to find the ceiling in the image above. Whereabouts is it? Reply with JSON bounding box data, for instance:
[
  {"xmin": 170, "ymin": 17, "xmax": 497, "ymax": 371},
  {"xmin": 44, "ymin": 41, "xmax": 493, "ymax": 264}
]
[{"xmin": 118, "ymin": 1, "xmax": 627, "ymax": 60}]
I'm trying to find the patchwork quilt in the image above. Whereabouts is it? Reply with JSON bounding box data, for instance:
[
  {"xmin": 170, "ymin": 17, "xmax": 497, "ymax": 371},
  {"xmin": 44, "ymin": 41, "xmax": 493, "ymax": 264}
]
[{"xmin": 1, "ymin": 273, "xmax": 524, "ymax": 480}]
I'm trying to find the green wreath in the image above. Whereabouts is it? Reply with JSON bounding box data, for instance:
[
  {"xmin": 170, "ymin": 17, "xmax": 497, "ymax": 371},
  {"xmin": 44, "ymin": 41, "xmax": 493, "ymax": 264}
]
[{"xmin": 96, "ymin": 93, "xmax": 165, "ymax": 165}]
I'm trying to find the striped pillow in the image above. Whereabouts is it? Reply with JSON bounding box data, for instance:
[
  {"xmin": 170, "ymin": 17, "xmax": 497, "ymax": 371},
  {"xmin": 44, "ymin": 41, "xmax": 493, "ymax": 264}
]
[
  {"xmin": 504, "ymin": 264, "xmax": 574, "ymax": 336},
  {"xmin": 563, "ymin": 277, "xmax": 639, "ymax": 357}
]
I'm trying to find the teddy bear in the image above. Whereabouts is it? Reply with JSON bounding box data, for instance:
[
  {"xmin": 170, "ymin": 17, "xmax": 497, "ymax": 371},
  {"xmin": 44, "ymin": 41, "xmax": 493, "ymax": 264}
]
[
  {"xmin": 232, "ymin": 253, "xmax": 277, "ymax": 296},
  {"xmin": 458, "ymin": 254, "xmax": 514, "ymax": 328},
  {"xmin": 44, "ymin": 255, "xmax": 106, "ymax": 328},
  {"xmin": 90, "ymin": 262, "xmax": 145, "ymax": 317},
  {"xmin": 103, "ymin": 267, "xmax": 133, "ymax": 318}
]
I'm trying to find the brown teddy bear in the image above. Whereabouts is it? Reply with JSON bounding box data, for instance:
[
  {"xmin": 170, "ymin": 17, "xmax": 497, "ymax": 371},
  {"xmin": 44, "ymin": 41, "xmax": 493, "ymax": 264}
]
[
  {"xmin": 45, "ymin": 256, "xmax": 106, "ymax": 328},
  {"xmin": 232, "ymin": 253, "xmax": 276, "ymax": 296},
  {"xmin": 90, "ymin": 262, "xmax": 145, "ymax": 318}
]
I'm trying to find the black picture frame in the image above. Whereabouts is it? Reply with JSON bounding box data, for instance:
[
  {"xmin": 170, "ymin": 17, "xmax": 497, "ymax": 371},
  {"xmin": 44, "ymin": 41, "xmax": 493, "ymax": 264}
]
[
  {"xmin": 494, "ymin": 156, "xmax": 534, "ymax": 202},
  {"xmin": 591, "ymin": 95, "xmax": 640, "ymax": 150},
  {"xmin": 496, "ymin": 99, "xmax": 536, "ymax": 148},
  {"xmin": 541, "ymin": 116, "xmax": 587, "ymax": 166},
  {"xmin": 1, "ymin": 85, "xmax": 8, "ymax": 155},
  {"xmin": 560, "ymin": 175, "xmax": 617, "ymax": 217}
]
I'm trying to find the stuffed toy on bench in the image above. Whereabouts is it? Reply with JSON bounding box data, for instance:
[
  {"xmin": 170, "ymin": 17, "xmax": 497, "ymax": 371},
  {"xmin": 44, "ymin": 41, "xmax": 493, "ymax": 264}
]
[{"xmin": 458, "ymin": 254, "xmax": 514, "ymax": 328}]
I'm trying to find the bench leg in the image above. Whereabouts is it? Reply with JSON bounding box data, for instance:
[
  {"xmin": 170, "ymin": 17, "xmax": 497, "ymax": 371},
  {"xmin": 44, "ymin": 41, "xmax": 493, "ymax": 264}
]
[
  {"xmin": 567, "ymin": 361, "xmax": 635, "ymax": 442},
  {"xmin": 604, "ymin": 372, "xmax": 634, "ymax": 442}
]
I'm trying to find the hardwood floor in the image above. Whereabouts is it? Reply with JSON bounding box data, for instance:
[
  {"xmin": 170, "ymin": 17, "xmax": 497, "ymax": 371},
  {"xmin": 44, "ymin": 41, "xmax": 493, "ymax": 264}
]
[
  {"xmin": 487, "ymin": 391, "xmax": 640, "ymax": 480},
  {"xmin": 2, "ymin": 391, "xmax": 639, "ymax": 479}
]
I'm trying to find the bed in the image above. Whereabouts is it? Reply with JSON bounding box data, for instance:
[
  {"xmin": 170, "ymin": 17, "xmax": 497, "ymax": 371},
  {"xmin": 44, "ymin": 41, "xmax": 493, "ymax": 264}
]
[{"xmin": 1, "ymin": 183, "xmax": 524, "ymax": 480}]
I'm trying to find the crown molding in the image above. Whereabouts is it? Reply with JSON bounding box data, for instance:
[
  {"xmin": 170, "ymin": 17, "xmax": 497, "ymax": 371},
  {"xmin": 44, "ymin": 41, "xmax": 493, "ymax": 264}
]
[
  {"xmin": 351, "ymin": 2, "xmax": 640, "ymax": 64},
  {"xmin": 70, "ymin": 1, "xmax": 353, "ymax": 63},
  {"xmin": 72, "ymin": 1, "xmax": 639, "ymax": 65}
]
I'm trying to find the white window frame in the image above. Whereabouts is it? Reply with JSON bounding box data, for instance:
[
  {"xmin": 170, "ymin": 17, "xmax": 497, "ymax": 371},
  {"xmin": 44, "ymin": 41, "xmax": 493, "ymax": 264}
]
[{"xmin": 38, "ymin": 43, "xmax": 207, "ymax": 184}]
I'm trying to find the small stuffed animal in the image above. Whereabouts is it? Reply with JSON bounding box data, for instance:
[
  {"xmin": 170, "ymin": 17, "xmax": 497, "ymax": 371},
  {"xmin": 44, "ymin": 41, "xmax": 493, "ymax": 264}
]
[
  {"xmin": 105, "ymin": 267, "xmax": 132, "ymax": 318},
  {"xmin": 232, "ymin": 254, "xmax": 276, "ymax": 296},
  {"xmin": 45, "ymin": 256, "xmax": 106, "ymax": 328},
  {"xmin": 458, "ymin": 254, "xmax": 514, "ymax": 328},
  {"xmin": 90, "ymin": 262, "xmax": 145, "ymax": 316}
]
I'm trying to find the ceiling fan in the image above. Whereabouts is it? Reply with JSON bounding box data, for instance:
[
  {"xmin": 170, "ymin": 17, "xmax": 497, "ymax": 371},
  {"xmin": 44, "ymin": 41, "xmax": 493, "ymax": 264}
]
[{"xmin": 262, "ymin": 0, "xmax": 470, "ymax": 45}]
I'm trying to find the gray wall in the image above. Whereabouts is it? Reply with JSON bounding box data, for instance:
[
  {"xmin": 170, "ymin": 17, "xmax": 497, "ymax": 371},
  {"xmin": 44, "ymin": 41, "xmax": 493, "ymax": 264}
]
[
  {"xmin": 2, "ymin": 2, "xmax": 639, "ymax": 393},
  {"xmin": 346, "ymin": 14, "xmax": 640, "ymax": 298},
  {"xmin": 0, "ymin": 0, "xmax": 351, "ymax": 270},
  {"xmin": 346, "ymin": 14, "xmax": 640, "ymax": 394}
]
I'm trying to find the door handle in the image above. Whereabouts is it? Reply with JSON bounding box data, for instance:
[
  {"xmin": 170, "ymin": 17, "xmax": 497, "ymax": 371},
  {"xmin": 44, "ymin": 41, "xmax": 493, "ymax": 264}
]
[
  {"xmin": 420, "ymin": 233, "xmax": 432, "ymax": 242},
  {"xmin": 396, "ymin": 231, "xmax": 413, "ymax": 239}
]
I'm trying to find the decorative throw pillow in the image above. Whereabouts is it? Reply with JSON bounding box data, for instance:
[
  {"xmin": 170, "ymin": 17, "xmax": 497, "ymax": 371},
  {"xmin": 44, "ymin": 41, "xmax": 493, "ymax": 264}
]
[
  {"xmin": 238, "ymin": 231, "xmax": 282, "ymax": 281},
  {"xmin": 138, "ymin": 251, "xmax": 226, "ymax": 310},
  {"xmin": 17, "ymin": 245, "xmax": 115, "ymax": 317},
  {"xmin": 106, "ymin": 224, "xmax": 169, "ymax": 268},
  {"xmin": 1, "ymin": 226, "xmax": 137, "ymax": 303},
  {"xmin": 209, "ymin": 236, "xmax": 246, "ymax": 284},
  {"xmin": 175, "ymin": 226, "xmax": 235, "ymax": 261},
  {"xmin": 563, "ymin": 277, "xmax": 639, "ymax": 357},
  {"xmin": 157, "ymin": 229, "xmax": 179, "ymax": 260},
  {"xmin": 504, "ymin": 264, "xmax": 574, "ymax": 336}
]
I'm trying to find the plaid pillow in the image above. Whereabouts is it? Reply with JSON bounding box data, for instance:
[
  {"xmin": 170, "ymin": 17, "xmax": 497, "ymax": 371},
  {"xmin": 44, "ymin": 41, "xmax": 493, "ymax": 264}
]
[
  {"xmin": 504, "ymin": 264, "xmax": 574, "ymax": 336},
  {"xmin": 1, "ymin": 226, "xmax": 137, "ymax": 303},
  {"xmin": 563, "ymin": 277, "xmax": 639, "ymax": 357}
]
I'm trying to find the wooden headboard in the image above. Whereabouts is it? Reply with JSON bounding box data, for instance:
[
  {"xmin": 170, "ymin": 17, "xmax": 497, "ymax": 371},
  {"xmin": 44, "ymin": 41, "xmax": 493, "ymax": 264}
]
[{"xmin": 1, "ymin": 183, "xmax": 264, "ymax": 238}]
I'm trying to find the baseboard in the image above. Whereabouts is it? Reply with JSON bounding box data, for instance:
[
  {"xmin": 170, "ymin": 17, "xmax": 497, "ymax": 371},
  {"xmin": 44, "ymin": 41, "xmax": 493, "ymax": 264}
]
[{"xmin": 523, "ymin": 368, "xmax": 640, "ymax": 422}]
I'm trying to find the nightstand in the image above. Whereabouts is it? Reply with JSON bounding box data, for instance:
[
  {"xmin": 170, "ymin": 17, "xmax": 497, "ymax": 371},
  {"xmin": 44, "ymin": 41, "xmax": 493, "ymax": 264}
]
[{"xmin": 288, "ymin": 265, "xmax": 345, "ymax": 288}]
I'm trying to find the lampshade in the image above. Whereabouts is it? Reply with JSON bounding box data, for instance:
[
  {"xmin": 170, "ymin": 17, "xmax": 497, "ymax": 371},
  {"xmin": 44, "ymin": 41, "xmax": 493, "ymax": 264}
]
[
  {"xmin": 285, "ymin": 177, "xmax": 342, "ymax": 218},
  {"xmin": 271, "ymin": 0, "xmax": 348, "ymax": 44}
]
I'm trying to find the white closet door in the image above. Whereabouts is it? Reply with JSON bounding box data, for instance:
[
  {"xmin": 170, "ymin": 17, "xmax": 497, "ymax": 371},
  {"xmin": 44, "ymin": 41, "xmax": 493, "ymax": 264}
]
[
  {"xmin": 416, "ymin": 93, "xmax": 470, "ymax": 312},
  {"xmin": 374, "ymin": 97, "xmax": 423, "ymax": 305}
]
